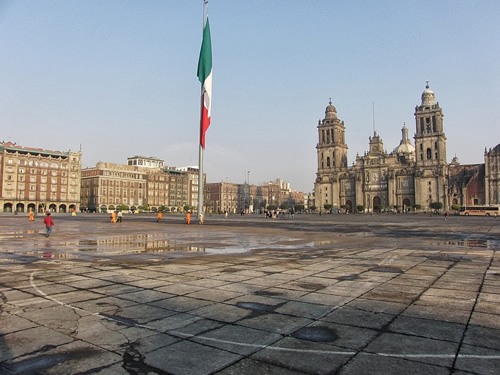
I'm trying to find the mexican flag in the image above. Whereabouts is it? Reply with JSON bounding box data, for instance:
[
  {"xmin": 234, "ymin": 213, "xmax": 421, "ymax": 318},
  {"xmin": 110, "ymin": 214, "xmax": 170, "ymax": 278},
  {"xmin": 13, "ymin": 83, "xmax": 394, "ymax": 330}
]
[{"xmin": 197, "ymin": 17, "xmax": 212, "ymax": 149}]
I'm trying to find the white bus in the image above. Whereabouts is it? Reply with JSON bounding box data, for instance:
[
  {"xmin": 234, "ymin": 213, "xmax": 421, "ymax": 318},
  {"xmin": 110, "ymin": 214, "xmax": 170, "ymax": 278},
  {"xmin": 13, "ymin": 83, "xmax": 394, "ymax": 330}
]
[{"xmin": 459, "ymin": 205, "xmax": 500, "ymax": 216}]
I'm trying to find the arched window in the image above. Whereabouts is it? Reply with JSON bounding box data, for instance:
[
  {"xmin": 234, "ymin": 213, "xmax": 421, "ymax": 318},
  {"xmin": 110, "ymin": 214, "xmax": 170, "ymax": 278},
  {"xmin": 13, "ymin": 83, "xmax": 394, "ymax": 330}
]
[
  {"xmin": 426, "ymin": 148, "xmax": 432, "ymax": 159},
  {"xmin": 326, "ymin": 157, "xmax": 331, "ymax": 167}
]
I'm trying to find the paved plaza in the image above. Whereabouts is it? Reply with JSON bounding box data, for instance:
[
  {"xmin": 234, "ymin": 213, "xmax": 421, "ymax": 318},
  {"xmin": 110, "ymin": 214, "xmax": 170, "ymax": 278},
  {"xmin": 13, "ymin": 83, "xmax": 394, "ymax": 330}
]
[{"xmin": 0, "ymin": 212, "xmax": 499, "ymax": 374}]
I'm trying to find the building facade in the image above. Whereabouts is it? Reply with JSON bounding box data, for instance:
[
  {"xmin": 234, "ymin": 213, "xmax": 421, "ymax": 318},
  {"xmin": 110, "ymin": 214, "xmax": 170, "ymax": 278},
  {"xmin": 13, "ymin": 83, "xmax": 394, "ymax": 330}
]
[
  {"xmin": 314, "ymin": 83, "xmax": 498, "ymax": 212},
  {"xmin": 205, "ymin": 178, "xmax": 305, "ymax": 214},
  {"xmin": 0, "ymin": 141, "xmax": 81, "ymax": 213},
  {"xmin": 485, "ymin": 145, "xmax": 500, "ymax": 205},
  {"xmin": 81, "ymin": 159, "xmax": 200, "ymax": 213}
]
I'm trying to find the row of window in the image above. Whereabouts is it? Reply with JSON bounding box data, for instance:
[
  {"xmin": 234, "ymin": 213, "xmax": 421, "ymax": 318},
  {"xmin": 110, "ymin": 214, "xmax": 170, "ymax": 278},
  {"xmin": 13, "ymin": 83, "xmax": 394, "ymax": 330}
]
[{"xmin": 5, "ymin": 159, "xmax": 73, "ymax": 169}]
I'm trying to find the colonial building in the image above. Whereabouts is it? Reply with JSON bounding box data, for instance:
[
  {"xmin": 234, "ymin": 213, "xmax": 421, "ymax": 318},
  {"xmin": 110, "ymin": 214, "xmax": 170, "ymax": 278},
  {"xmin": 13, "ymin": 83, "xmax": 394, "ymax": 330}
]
[
  {"xmin": 80, "ymin": 159, "xmax": 200, "ymax": 213},
  {"xmin": 205, "ymin": 178, "xmax": 304, "ymax": 214},
  {"xmin": 0, "ymin": 141, "xmax": 81, "ymax": 213},
  {"xmin": 314, "ymin": 83, "xmax": 498, "ymax": 212},
  {"xmin": 485, "ymin": 145, "xmax": 500, "ymax": 205}
]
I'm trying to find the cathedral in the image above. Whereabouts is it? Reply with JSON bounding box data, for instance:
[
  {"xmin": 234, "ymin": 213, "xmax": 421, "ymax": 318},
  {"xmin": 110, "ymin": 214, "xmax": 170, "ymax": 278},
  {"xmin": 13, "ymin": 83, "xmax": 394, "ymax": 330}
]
[{"xmin": 314, "ymin": 83, "xmax": 499, "ymax": 213}]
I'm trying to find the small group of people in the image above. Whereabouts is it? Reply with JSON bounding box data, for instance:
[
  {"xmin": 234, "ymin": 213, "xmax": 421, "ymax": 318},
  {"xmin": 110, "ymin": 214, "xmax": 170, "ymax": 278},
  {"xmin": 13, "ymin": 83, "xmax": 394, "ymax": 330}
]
[
  {"xmin": 110, "ymin": 210, "xmax": 123, "ymax": 223},
  {"xmin": 28, "ymin": 210, "xmax": 55, "ymax": 237}
]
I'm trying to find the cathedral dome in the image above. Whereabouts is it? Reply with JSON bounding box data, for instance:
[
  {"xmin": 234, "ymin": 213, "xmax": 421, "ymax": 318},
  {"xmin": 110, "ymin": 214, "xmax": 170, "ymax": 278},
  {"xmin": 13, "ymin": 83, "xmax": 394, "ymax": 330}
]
[
  {"xmin": 393, "ymin": 124, "xmax": 415, "ymax": 155},
  {"xmin": 421, "ymin": 81, "xmax": 436, "ymax": 106},
  {"xmin": 325, "ymin": 99, "xmax": 338, "ymax": 119},
  {"xmin": 394, "ymin": 142, "xmax": 415, "ymax": 154}
]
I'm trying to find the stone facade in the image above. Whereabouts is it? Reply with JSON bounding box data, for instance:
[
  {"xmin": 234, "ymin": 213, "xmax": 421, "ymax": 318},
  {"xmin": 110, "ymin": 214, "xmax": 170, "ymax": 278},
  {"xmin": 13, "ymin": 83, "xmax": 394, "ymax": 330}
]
[
  {"xmin": 314, "ymin": 83, "xmax": 497, "ymax": 212},
  {"xmin": 485, "ymin": 144, "xmax": 500, "ymax": 205},
  {"xmin": 0, "ymin": 141, "xmax": 81, "ymax": 213},
  {"xmin": 80, "ymin": 161, "xmax": 200, "ymax": 213},
  {"xmin": 205, "ymin": 178, "xmax": 303, "ymax": 214}
]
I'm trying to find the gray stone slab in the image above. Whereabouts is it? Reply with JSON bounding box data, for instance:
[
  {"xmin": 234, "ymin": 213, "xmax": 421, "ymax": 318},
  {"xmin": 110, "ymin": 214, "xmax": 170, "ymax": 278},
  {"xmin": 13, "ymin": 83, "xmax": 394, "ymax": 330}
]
[
  {"xmin": 186, "ymin": 288, "xmax": 244, "ymax": 302},
  {"xmin": 454, "ymin": 344, "xmax": 500, "ymax": 375},
  {"xmin": 167, "ymin": 318, "xmax": 223, "ymax": 339},
  {"xmin": 150, "ymin": 295, "xmax": 214, "ymax": 313},
  {"xmin": 463, "ymin": 325, "xmax": 500, "ymax": 350},
  {"xmin": 191, "ymin": 302, "xmax": 250, "ymax": 323},
  {"xmin": 470, "ymin": 311, "xmax": 500, "ymax": 330},
  {"xmin": 145, "ymin": 311, "xmax": 203, "ymax": 332},
  {"xmin": 236, "ymin": 313, "xmax": 313, "ymax": 335},
  {"xmin": 145, "ymin": 340, "xmax": 241, "ymax": 375},
  {"xmin": 114, "ymin": 303, "xmax": 174, "ymax": 324},
  {"xmin": 321, "ymin": 305, "xmax": 395, "ymax": 330},
  {"xmin": 403, "ymin": 304, "xmax": 471, "ymax": 324},
  {"xmin": 364, "ymin": 332, "xmax": 459, "ymax": 367},
  {"xmin": 191, "ymin": 324, "xmax": 282, "ymax": 355},
  {"xmin": 251, "ymin": 336, "xmax": 352, "ymax": 374},
  {"xmin": 3, "ymin": 339, "xmax": 122, "ymax": 374},
  {"xmin": 0, "ymin": 314, "xmax": 38, "ymax": 336},
  {"xmin": 119, "ymin": 289, "xmax": 174, "ymax": 303},
  {"xmin": 216, "ymin": 357, "xmax": 307, "ymax": 375},
  {"xmin": 155, "ymin": 282, "xmax": 208, "ymax": 295},
  {"xmin": 389, "ymin": 315, "xmax": 465, "ymax": 342},
  {"xmin": 339, "ymin": 352, "xmax": 450, "ymax": 375},
  {"xmin": 92, "ymin": 283, "xmax": 143, "ymax": 296},
  {"xmin": 274, "ymin": 300, "xmax": 333, "ymax": 319},
  {"xmin": 0, "ymin": 326, "xmax": 74, "ymax": 362}
]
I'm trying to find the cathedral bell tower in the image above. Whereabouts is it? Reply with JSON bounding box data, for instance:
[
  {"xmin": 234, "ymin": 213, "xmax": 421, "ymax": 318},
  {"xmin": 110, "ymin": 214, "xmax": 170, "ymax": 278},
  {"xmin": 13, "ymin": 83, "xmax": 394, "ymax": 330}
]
[
  {"xmin": 414, "ymin": 82, "xmax": 448, "ymax": 209},
  {"xmin": 314, "ymin": 99, "xmax": 348, "ymax": 210}
]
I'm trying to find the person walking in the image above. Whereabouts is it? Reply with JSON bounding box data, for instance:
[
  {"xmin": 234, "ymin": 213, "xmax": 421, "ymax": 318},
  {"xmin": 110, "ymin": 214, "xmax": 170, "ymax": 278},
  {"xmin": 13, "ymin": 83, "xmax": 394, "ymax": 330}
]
[
  {"xmin": 157, "ymin": 211, "xmax": 163, "ymax": 223},
  {"xmin": 29, "ymin": 210, "xmax": 35, "ymax": 221},
  {"xmin": 111, "ymin": 211, "xmax": 117, "ymax": 223},
  {"xmin": 185, "ymin": 210, "xmax": 191, "ymax": 225},
  {"xmin": 43, "ymin": 212, "xmax": 54, "ymax": 237},
  {"xmin": 117, "ymin": 210, "xmax": 123, "ymax": 223}
]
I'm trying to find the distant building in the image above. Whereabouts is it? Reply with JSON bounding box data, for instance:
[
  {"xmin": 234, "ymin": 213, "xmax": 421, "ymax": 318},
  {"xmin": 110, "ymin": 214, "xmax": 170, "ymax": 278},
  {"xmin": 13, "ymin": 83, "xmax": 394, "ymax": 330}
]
[
  {"xmin": 205, "ymin": 178, "xmax": 305, "ymax": 214},
  {"xmin": 127, "ymin": 155, "xmax": 164, "ymax": 169},
  {"xmin": 0, "ymin": 141, "xmax": 81, "ymax": 213},
  {"xmin": 80, "ymin": 159, "xmax": 201, "ymax": 213},
  {"xmin": 485, "ymin": 145, "xmax": 500, "ymax": 205},
  {"xmin": 314, "ymin": 83, "xmax": 498, "ymax": 212}
]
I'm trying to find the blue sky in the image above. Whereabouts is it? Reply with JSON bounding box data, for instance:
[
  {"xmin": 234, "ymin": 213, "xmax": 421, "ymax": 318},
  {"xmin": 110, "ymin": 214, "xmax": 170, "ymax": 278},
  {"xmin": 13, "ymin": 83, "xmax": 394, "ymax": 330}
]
[{"xmin": 1, "ymin": 1, "xmax": 499, "ymax": 192}]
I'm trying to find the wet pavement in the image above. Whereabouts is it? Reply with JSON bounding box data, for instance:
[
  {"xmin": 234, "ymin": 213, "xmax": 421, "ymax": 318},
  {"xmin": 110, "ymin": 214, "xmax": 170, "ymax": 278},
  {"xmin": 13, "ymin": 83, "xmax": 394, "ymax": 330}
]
[{"xmin": 0, "ymin": 212, "xmax": 499, "ymax": 374}]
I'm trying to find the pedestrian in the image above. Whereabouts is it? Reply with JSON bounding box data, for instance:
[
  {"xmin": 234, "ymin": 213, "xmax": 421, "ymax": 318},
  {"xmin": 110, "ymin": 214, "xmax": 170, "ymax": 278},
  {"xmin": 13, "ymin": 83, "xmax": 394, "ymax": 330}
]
[
  {"xmin": 185, "ymin": 210, "xmax": 191, "ymax": 225},
  {"xmin": 43, "ymin": 212, "xmax": 54, "ymax": 237},
  {"xmin": 111, "ymin": 211, "xmax": 117, "ymax": 223},
  {"xmin": 117, "ymin": 210, "xmax": 123, "ymax": 223},
  {"xmin": 444, "ymin": 211, "xmax": 448, "ymax": 220},
  {"xmin": 29, "ymin": 210, "xmax": 35, "ymax": 221},
  {"xmin": 157, "ymin": 211, "xmax": 163, "ymax": 222}
]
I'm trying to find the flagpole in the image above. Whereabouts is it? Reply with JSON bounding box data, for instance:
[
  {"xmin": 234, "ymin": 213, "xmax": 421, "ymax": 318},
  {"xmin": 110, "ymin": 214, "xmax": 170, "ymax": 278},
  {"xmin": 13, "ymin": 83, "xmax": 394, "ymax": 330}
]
[{"xmin": 197, "ymin": 0, "xmax": 208, "ymax": 222}]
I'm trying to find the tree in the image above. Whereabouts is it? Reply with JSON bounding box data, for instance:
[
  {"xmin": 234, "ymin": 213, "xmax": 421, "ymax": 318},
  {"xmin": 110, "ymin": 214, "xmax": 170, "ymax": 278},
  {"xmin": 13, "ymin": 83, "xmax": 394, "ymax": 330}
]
[
  {"xmin": 356, "ymin": 205, "xmax": 365, "ymax": 213},
  {"xmin": 430, "ymin": 202, "xmax": 443, "ymax": 211},
  {"xmin": 451, "ymin": 204, "xmax": 461, "ymax": 212},
  {"xmin": 323, "ymin": 204, "xmax": 333, "ymax": 212}
]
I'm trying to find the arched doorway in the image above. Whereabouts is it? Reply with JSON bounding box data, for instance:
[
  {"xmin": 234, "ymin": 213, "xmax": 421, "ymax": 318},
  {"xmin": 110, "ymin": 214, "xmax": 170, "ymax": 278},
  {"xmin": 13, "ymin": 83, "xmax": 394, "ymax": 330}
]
[
  {"xmin": 60, "ymin": 204, "xmax": 67, "ymax": 213},
  {"xmin": 373, "ymin": 196, "xmax": 381, "ymax": 213},
  {"xmin": 345, "ymin": 200, "xmax": 353, "ymax": 213},
  {"xmin": 402, "ymin": 198, "xmax": 411, "ymax": 212},
  {"xmin": 4, "ymin": 203, "xmax": 13, "ymax": 213},
  {"xmin": 28, "ymin": 203, "xmax": 36, "ymax": 212},
  {"xmin": 49, "ymin": 204, "xmax": 57, "ymax": 212},
  {"xmin": 16, "ymin": 203, "xmax": 25, "ymax": 212}
]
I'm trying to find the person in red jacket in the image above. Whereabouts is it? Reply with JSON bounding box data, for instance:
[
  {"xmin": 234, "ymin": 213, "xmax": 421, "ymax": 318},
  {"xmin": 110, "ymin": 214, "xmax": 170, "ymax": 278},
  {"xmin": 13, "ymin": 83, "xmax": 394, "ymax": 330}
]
[{"xmin": 43, "ymin": 212, "xmax": 54, "ymax": 237}]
